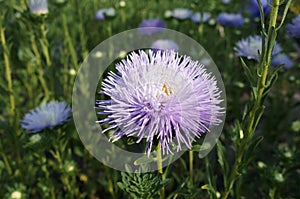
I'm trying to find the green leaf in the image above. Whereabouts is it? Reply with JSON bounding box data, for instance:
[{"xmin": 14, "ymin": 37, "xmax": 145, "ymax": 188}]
[
  {"xmin": 240, "ymin": 57, "xmax": 255, "ymax": 86},
  {"xmin": 217, "ymin": 140, "xmax": 229, "ymax": 188},
  {"xmin": 134, "ymin": 155, "xmax": 154, "ymax": 166},
  {"xmin": 244, "ymin": 136, "xmax": 264, "ymax": 165}
]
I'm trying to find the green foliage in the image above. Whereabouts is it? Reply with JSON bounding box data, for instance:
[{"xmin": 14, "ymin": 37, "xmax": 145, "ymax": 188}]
[{"xmin": 117, "ymin": 167, "xmax": 170, "ymax": 199}]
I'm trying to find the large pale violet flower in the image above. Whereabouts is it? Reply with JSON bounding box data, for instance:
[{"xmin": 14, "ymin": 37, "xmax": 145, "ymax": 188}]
[
  {"xmin": 29, "ymin": 0, "xmax": 48, "ymax": 15},
  {"xmin": 137, "ymin": 18, "xmax": 165, "ymax": 35},
  {"xmin": 216, "ymin": 13, "xmax": 244, "ymax": 27},
  {"xmin": 234, "ymin": 35, "xmax": 282, "ymax": 61},
  {"xmin": 96, "ymin": 50, "xmax": 224, "ymax": 155},
  {"xmin": 21, "ymin": 101, "xmax": 71, "ymax": 133},
  {"xmin": 286, "ymin": 15, "xmax": 300, "ymax": 38}
]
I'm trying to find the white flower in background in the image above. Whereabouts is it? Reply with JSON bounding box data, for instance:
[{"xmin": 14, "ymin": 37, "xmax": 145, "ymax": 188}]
[
  {"xmin": 29, "ymin": 0, "xmax": 49, "ymax": 15},
  {"xmin": 11, "ymin": 191, "xmax": 22, "ymax": 199}
]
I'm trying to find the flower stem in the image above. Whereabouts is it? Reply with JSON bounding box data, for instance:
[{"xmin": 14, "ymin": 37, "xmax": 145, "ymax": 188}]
[
  {"xmin": 189, "ymin": 150, "xmax": 194, "ymax": 185},
  {"xmin": 0, "ymin": 22, "xmax": 15, "ymax": 119},
  {"xmin": 62, "ymin": 13, "xmax": 79, "ymax": 70},
  {"xmin": 31, "ymin": 34, "xmax": 50, "ymax": 100},
  {"xmin": 157, "ymin": 142, "xmax": 165, "ymax": 199},
  {"xmin": 222, "ymin": 1, "xmax": 280, "ymax": 198}
]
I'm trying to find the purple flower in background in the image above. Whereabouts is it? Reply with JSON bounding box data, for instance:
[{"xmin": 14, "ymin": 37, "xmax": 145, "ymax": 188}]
[
  {"xmin": 247, "ymin": 0, "xmax": 271, "ymax": 18},
  {"xmin": 151, "ymin": 39, "xmax": 179, "ymax": 51},
  {"xmin": 222, "ymin": 0, "xmax": 231, "ymax": 4},
  {"xmin": 21, "ymin": 101, "xmax": 71, "ymax": 133},
  {"xmin": 191, "ymin": 12, "xmax": 211, "ymax": 23},
  {"xmin": 234, "ymin": 35, "xmax": 282, "ymax": 61},
  {"xmin": 95, "ymin": 7, "xmax": 116, "ymax": 20},
  {"xmin": 271, "ymin": 53, "xmax": 293, "ymax": 69},
  {"xmin": 216, "ymin": 13, "xmax": 244, "ymax": 27},
  {"xmin": 286, "ymin": 15, "xmax": 300, "ymax": 38},
  {"xmin": 138, "ymin": 19, "xmax": 165, "ymax": 35},
  {"xmin": 29, "ymin": 0, "xmax": 48, "ymax": 15},
  {"xmin": 171, "ymin": 8, "xmax": 193, "ymax": 20},
  {"xmin": 96, "ymin": 50, "xmax": 224, "ymax": 155}
]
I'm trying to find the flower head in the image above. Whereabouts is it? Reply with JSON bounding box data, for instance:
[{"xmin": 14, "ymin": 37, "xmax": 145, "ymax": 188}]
[
  {"xmin": 271, "ymin": 53, "xmax": 293, "ymax": 69},
  {"xmin": 247, "ymin": 0, "xmax": 270, "ymax": 18},
  {"xmin": 151, "ymin": 39, "xmax": 179, "ymax": 51},
  {"xmin": 286, "ymin": 15, "xmax": 300, "ymax": 38},
  {"xmin": 29, "ymin": 0, "xmax": 48, "ymax": 15},
  {"xmin": 138, "ymin": 19, "xmax": 165, "ymax": 35},
  {"xmin": 171, "ymin": 8, "xmax": 193, "ymax": 20},
  {"xmin": 190, "ymin": 12, "xmax": 211, "ymax": 23},
  {"xmin": 21, "ymin": 101, "xmax": 71, "ymax": 133},
  {"xmin": 95, "ymin": 8, "xmax": 116, "ymax": 20},
  {"xmin": 96, "ymin": 50, "xmax": 224, "ymax": 155},
  {"xmin": 234, "ymin": 35, "xmax": 282, "ymax": 61},
  {"xmin": 216, "ymin": 13, "xmax": 244, "ymax": 27}
]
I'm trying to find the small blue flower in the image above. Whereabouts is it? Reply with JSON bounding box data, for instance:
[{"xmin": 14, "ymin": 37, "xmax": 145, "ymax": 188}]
[
  {"xmin": 234, "ymin": 35, "xmax": 282, "ymax": 61},
  {"xmin": 247, "ymin": 0, "xmax": 271, "ymax": 18},
  {"xmin": 190, "ymin": 12, "xmax": 211, "ymax": 23},
  {"xmin": 286, "ymin": 15, "xmax": 300, "ymax": 38},
  {"xmin": 95, "ymin": 8, "xmax": 116, "ymax": 21},
  {"xmin": 29, "ymin": 0, "xmax": 48, "ymax": 15},
  {"xmin": 21, "ymin": 101, "xmax": 71, "ymax": 133},
  {"xmin": 271, "ymin": 53, "xmax": 293, "ymax": 69},
  {"xmin": 138, "ymin": 19, "xmax": 165, "ymax": 35},
  {"xmin": 216, "ymin": 13, "xmax": 244, "ymax": 27},
  {"xmin": 151, "ymin": 40, "xmax": 179, "ymax": 51},
  {"xmin": 171, "ymin": 8, "xmax": 193, "ymax": 20}
]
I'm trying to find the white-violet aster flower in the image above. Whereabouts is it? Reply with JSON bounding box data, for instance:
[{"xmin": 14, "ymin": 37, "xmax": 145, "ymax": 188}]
[
  {"xmin": 29, "ymin": 0, "xmax": 49, "ymax": 15},
  {"xmin": 96, "ymin": 50, "xmax": 224, "ymax": 155},
  {"xmin": 234, "ymin": 35, "xmax": 282, "ymax": 61},
  {"xmin": 21, "ymin": 101, "xmax": 71, "ymax": 133}
]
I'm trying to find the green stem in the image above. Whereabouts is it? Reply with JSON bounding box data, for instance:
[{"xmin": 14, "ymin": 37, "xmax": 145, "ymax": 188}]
[
  {"xmin": 1, "ymin": 25, "xmax": 15, "ymax": 119},
  {"xmin": 157, "ymin": 142, "xmax": 165, "ymax": 199},
  {"xmin": 104, "ymin": 166, "xmax": 117, "ymax": 199},
  {"xmin": 40, "ymin": 23, "xmax": 51, "ymax": 68},
  {"xmin": 221, "ymin": 1, "xmax": 280, "ymax": 198},
  {"xmin": 76, "ymin": 0, "xmax": 88, "ymax": 59},
  {"xmin": 62, "ymin": 13, "xmax": 79, "ymax": 70},
  {"xmin": 189, "ymin": 150, "xmax": 194, "ymax": 185},
  {"xmin": 0, "ymin": 152, "xmax": 12, "ymax": 175},
  {"xmin": 31, "ymin": 35, "xmax": 50, "ymax": 100}
]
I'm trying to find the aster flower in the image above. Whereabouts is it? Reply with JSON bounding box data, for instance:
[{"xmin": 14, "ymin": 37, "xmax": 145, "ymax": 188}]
[
  {"xmin": 216, "ymin": 13, "xmax": 244, "ymax": 27},
  {"xmin": 171, "ymin": 8, "xmax": 193, "ymax": 20},
  {"xmin": 286, "ymin": 15, "xmax": 300, "ymax": 38},
  {"xmin": 222, "ymin": 0, "xmax": 231, "ymax": 4},
  {"xmin": 137, "ymin": 19, "xmax": 165, "ymax": 35},
  {"xmin": 96, "ymin": 50, "xmax": 224, "ymax": 155},
  {"xmin": 190, "ymin": 12, "xmax": 211, "ymax": 23},
  {"xmin": 271, "ymin": 53, "xmax": 293, "ymax": 69},
  {"xmin": 29, "ymin": 0, "xmax": 48, "ymax": 15},
  {"xmin": 21, "ymin": 101, "xmax": 71, "ymax": 133},
  {"xmin": 151, "ymin": 40, "xmax": 179, "ymax": 51},
  {"xmin": 95, "ymin": 8, "xmax": 116, "ymax": 21},
  {"xmin": 247, "ymin": 0, "xmax": 270, "ymax": 18},
  {"xmin": 234, "ymin": 35, "xmax": 282, "ymax": 61}
]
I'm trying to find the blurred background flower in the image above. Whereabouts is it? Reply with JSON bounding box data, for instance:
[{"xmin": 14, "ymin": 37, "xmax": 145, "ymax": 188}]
[
  {"xmin": 95, "ymin": 7, "xmax": 116, "ymax": 21},
  {"xmin": 28, "ymin": 0, "xmax": 49, "ymax": 15},
  {"xmin": 190, "ymin": 12, "xmax": 211, "ymax": 23},
  {"xmin": 151, "ymin": 39, "xmax": 179, "ymax": 51},
  {"xmin": 216, "ymin": 13, "xmax": 244, "ymax": 27},
  {"xmin": 247, "ymin": 0, "xmax": 271, "ymax": 18},
  {"xmin": 21, "ymin": 101, "xmax": 71, "ymax": 133},
  {"xmin": 171, "ymin": 8, "xmax": 193, "ymax": 20},
  {"xmin": 271, "ymin": 53, "xmax": 293, "ymax": 69},
  {"xmin": 234, "ymin": 35, "xmax": 282, "ymax": 61},
  {"xmin": 286, "ymin": 14, "xmax": 300, "ymax": 38},
  {"xmin": 137, "ymin": 18, "xmax": 165, "ymax": 35}
]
